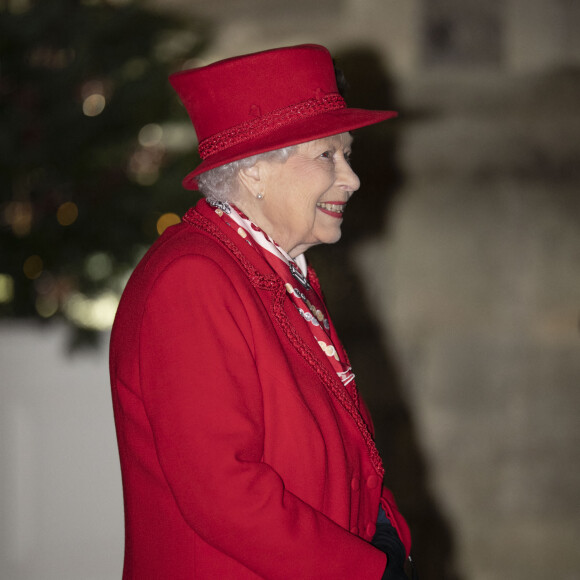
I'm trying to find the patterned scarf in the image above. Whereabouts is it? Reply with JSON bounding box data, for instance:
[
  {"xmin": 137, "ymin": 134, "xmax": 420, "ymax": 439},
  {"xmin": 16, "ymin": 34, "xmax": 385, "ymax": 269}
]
[{"xmin": 207, "ymin": 198, "xmax": 356, "ymax": 392}]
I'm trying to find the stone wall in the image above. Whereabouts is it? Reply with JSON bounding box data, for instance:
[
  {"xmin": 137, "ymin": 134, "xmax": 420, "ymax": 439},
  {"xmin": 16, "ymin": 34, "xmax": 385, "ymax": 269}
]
[{"xmin": 356, "ymin": 69, "xmax": 580, "ymax": 579}]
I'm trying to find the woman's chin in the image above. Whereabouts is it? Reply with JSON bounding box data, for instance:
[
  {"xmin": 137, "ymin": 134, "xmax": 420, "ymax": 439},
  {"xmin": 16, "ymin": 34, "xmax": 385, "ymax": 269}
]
[{"xmin": 321, "ymin": 227, "xmax": 343, "ymax": 246}]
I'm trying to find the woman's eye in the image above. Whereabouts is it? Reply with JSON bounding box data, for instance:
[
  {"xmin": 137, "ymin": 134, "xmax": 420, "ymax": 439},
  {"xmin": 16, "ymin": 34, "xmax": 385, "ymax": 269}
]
[
  {"xmin": 320, "ymin": 150, "xmax": 333, "ymax": 159},
  {"xmin": 344, "ymin": 153, "xmax": 352, "ymax": 165}
]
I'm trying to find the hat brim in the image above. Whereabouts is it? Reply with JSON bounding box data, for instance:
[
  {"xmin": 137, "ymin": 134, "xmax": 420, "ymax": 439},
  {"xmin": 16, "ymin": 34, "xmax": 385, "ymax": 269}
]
[{"xmin": 182, "ymin": 108, "xmax": 398, "ymax": 190}]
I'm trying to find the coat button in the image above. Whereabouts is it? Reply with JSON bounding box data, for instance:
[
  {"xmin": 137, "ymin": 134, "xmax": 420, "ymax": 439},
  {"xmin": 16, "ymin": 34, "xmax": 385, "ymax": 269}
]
[
  {"xmin": 366, "ymin": 522, "xmax": 376, "ymax": 538},
  {"xmin": 350, "ymin": 526, "xmax": 359, "ymax": 535},
  {"xmin": 350, "ymin": 477, "xmax": 360, "ymax": 491},
  {"xmin": 366, "ymin": 475, "xmax": 380, "ymax": 489}
]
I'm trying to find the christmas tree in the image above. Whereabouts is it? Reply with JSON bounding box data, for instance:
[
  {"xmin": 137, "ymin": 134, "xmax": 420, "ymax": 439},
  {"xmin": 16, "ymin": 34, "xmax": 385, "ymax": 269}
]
[{"xmin": 0, "ymin": 0, "xmax": 208, "ymax": 344}]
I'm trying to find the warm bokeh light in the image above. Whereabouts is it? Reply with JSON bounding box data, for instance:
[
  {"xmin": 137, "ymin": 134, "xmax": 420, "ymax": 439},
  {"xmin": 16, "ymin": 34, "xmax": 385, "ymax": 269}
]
[
  {"xmin": 82, "ymin": 93, "xmax": 106, "ymax": 117},
  {"xmin": 35, "ymin": 295, "xmax": 58, "ymax": 318},
  {"xmin": 156, "ymin": 212, "xmax": 181, "ymax": 235},
  {"xmin": 128, "ymin": 149, "xmax": 161, "ymax": 185},
  {"xmin": 23, "ymin": 255, "xmax": 43, "ymax": 280},
  {"xmin": 157, "ymin": 122, "xmax": 196, "ymax": 152},
  {"xmin": 56, "ymin": 201, "xmax": 78, "ymax": 226},
  {"xmin": 63, "ymin": 291, "xmax": 119, "ymax": 330},
  {"xmin": 138, "ymin": 123, "xmax": 163, "ymax": 148},
  {"xmin": 80, "ymin": 79, "xmax": 107, "ymax": 117},
  {"xmin": 4, "ymin": 201, "xmax": 33, "ymax": 236},
  {"xmin": 0, "ymin": 274, "xmax": 15, "ymax": 303},
  {"xmin": 34, "ymin": 271, "xmax": 56, "ymax": 296},
  {"xmin": 85, "ymin": 252, "xmax": 113, "ymax": 281}
]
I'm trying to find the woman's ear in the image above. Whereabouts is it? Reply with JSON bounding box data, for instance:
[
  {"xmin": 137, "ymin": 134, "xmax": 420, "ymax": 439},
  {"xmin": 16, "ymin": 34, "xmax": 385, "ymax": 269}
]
[{"xmin": 237, "ymin": 163, "xmax": 263, "ymax": 199}]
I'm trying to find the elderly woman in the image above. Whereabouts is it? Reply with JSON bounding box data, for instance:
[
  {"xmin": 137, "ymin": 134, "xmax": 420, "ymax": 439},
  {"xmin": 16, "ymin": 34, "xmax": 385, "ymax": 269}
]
[{"xmin": 110, "ymin": 44, "xmax": 412, "ymax": 579}]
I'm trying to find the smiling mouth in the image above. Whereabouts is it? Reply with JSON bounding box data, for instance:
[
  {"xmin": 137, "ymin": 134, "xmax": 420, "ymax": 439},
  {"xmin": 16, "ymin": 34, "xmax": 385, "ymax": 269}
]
[{"xmin": 316, "ymin": 202, "xmax": 346, "ymax": 217}]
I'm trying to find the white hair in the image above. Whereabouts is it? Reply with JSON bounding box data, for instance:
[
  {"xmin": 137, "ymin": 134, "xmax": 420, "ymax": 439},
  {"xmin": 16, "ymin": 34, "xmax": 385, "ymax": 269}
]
[{"xmin": 196, "ymin": 146, "xmax": 297, "ymax": 202}]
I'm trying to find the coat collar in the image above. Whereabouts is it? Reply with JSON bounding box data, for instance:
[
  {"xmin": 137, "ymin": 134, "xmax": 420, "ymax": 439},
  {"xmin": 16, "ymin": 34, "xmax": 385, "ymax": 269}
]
[{"xmin": 183, "ymin": 199, "xmax": 384, "ymax": 478}]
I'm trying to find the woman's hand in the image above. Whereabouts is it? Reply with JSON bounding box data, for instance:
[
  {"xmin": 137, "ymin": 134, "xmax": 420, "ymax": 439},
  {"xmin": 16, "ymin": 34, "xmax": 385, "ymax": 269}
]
[{"xmin": 372, "ymin": 521, "xmax": 408, "ymax": 580}]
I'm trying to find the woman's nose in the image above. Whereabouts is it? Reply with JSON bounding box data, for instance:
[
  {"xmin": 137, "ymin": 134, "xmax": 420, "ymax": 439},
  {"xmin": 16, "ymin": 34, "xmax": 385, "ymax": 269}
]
[{"xmin": 338, "ymin": 156, "xmax": 360, "ymax": 194}]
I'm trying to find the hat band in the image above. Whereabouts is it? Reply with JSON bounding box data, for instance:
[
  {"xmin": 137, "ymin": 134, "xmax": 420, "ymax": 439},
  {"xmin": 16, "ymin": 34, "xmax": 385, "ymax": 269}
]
[{"xmin": 198, "ymin": 93, "xmax": 346, "ymax": 160}]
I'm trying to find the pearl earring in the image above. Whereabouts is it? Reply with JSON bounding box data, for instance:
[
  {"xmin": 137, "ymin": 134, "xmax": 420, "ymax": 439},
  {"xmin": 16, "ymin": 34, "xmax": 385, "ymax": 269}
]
[{"xmin": 257, "ymin": 193, "xmax": 264, "ymax": 200}]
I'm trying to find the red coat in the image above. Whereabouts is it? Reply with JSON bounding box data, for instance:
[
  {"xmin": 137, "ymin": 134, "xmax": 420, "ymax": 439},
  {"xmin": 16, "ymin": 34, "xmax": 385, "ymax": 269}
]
[{"xmin": 110, "ymin": 199, "xmax": 411, "ymax": 579}]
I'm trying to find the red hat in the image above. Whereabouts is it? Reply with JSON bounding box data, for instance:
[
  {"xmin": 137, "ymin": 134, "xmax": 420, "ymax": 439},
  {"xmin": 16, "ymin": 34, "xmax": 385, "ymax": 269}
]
[{"xmin": 169, "ymin": 44, "xmax": 398, "ymax": 190}]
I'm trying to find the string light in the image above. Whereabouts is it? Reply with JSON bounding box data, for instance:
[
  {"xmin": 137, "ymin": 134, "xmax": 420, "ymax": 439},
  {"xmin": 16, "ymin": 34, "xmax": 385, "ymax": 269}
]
[
  {"xmin": 63, "ymin": 291, "xmax": 119, "ymax": 330},
  {"xmin": 0, "ymin": 274, "xmax": 15, "ymax": 303},
  {"xmin": 57, "ymin": 201, "xmax": 78, "ymax": 226},
  {"xmin": 128, "ymin": 149, "xmax": 160, "ymax": 185},
  {"xmin": 36, "ymin": 295, "xmax": 58, "ymax": 318},
  {"xmin": 23, "ymin": 255, "xmax": 43, "ymax": 280},
  {"xmin": 138, "ymin": 123, "xmax": 163, "ymax": 148},
  {"xmin": 34, "ymin": 271, "xmax": 56, "ymax": 295},
  {"xmin": 81, "ymin": 80, "xmax": 107, "ymax": 117},
  {"xmin": 156, "ymin": 213, "xmax": 181, "ymax": 235},
  {"xmin": 85, "ymin": 252, "xmax": 113, "ymax": 281},
  {"xmin": 4, "ymin": 201, "xmax": 32, "ymax": 236},
  {"xmin": 82, "ymin": 93, "xmax": 106, "ymax": 117},
  {"xmin": 33, "ymin": 272, "xmax": 59, "ymax": 318},
  {"xmin": 156, "ymin": 122, "xmax": 196, "ymax": 152}
]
